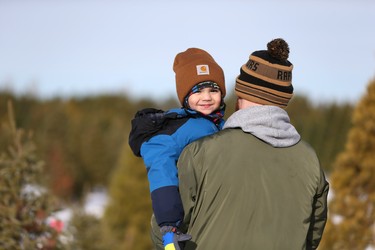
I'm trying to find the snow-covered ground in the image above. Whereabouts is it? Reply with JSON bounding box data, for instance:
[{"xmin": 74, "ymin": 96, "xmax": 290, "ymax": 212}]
[{"xmin": 83, "ymin": 188, "xmax": 108, "ymax": 218}]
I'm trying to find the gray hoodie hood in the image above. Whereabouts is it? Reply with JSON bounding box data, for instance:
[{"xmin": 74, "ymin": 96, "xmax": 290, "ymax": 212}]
[{"xmin": 223, "ymin": 106, "xmax": 300, "ymax": 147}]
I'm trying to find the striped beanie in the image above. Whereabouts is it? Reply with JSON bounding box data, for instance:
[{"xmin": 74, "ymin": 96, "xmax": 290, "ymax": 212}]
[
  {"xmin": 173, "ymin": 48, "xmax": 226, "ymax": 105},
  {"xmin": 235, "ymin": 38, "xmax": 294, "ymax": 109}
]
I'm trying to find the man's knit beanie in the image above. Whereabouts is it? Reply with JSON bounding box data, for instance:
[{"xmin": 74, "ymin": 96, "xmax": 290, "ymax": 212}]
[
  {"xmin": 173, "ymin": 48, "xmax": 226, "ymax": 105},
  {"xmin": 235, "ymin": 38, "xmax": 294, "ymax": 109}
]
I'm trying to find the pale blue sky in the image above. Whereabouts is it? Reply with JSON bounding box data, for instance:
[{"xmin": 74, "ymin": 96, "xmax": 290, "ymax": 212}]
[{"xmin": 1, "ymin": 0, "xmax": 374, "ymax": 104}]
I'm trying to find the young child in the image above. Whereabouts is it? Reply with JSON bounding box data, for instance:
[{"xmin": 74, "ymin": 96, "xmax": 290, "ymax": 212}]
[{"xmin": 129, "ymin": 48, "xmax": 226, "ymax": 250}]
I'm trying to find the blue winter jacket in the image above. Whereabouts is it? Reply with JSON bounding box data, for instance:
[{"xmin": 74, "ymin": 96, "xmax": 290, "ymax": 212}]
[{"xmin": 129, "ymin": 108, "xmax": 224, "ymax": 226}]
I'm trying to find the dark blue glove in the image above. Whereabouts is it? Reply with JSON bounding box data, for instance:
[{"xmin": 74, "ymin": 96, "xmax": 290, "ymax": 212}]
[{"xmin": 160, "ymin": 226, "xmax": 192, "ymax": 250}]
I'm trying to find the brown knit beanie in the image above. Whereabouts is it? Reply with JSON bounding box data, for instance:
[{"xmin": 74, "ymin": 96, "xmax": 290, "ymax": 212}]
[
  {"xmin": 173, "ymin": 48, "xmax": 226, "ymax": 105},
  {"xmin": 235, "ymin": 38, "xmax": 294, "ymax": 109}
]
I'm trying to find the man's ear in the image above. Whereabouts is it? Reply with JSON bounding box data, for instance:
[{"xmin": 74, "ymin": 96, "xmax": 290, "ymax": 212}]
[{"xmin": 235, "ymin": 97, "xmax": 241, "ymax": 111}]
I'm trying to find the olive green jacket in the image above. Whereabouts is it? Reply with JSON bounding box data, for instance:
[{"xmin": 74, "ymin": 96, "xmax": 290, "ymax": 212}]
[{"xmin": 177, "ymin": 106, "xmax": 329, "ymax": 250}]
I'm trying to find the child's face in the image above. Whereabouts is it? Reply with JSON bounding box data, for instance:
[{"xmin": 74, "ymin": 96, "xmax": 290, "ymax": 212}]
[{"xmin": 188, "ymin": 87, "xmax": 222, "ymax": 115}]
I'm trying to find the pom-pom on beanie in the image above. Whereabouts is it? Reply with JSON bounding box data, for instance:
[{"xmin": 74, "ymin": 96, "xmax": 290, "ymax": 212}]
[
  {"xmin": 173, "ymin": 48, "xmax": 226, "ymax": 105},
  {"xmin": 235, "ymin": 38, "xmax": 294, "ymax": 109}
]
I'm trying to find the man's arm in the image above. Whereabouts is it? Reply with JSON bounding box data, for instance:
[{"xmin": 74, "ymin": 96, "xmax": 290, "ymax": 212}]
[
  {"xmin": 306, "ymin": 169, "xmax": 329, "ymax": 249},
  {"xmin": 177, "ymin": 143, "xmax": 200, "ymax": 231}
]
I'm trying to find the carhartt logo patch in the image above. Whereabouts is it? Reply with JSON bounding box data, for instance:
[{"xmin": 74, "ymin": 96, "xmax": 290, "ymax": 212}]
[{"xmin": 196, "ymin": 65, "xmax": 210, "ymax": 75}]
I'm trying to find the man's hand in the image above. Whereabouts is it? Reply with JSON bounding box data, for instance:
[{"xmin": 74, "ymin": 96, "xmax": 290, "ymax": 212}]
[{"xmin": 161, "ymin": 226, "xmax": 192, "ymax": 250}]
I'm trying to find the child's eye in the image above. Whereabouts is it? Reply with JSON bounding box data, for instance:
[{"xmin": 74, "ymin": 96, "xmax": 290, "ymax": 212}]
[{"xmin": 210, "ymin": 89, "xmax": 220, "ymax": 93}]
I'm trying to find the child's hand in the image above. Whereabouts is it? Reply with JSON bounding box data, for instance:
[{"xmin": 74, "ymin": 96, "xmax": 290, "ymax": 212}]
[{"xmin": 161, "ymin": 226, "xmax": 192, "ymax": 250}]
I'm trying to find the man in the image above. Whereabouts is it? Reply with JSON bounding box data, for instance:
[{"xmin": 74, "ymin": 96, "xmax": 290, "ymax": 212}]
[
  {"xmin": 153, "ymin": 39, "xmax": 329, "ymax": 250},
  {"xmin": 151, "ymin": 38, "xmax": 329, "ymax": 250}
]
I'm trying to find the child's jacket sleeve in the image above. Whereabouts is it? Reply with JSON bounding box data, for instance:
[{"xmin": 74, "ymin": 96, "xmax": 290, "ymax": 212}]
[{"xmin": 141, "ymin": 134, "xmax": 185, "ymax": 226}]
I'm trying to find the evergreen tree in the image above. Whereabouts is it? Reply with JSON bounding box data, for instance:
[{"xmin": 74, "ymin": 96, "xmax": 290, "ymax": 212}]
[
  {"xmin": 0, "ymin": 102, "xmax": 64, "ymax": 249},
  {"xmin": 288, "ymin": 95, "xmax": 353, "ymax": 173},
  {"xmin": 320, "ymin": 78, "xmax": 375, "ymax": 250},
  {"xmin": 103, "ymin": 142, "xmax": 152, "ymax": 250},
  {"xmin": 66, "ymin": 210, "xmax": 109, "ymax": 250}
]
